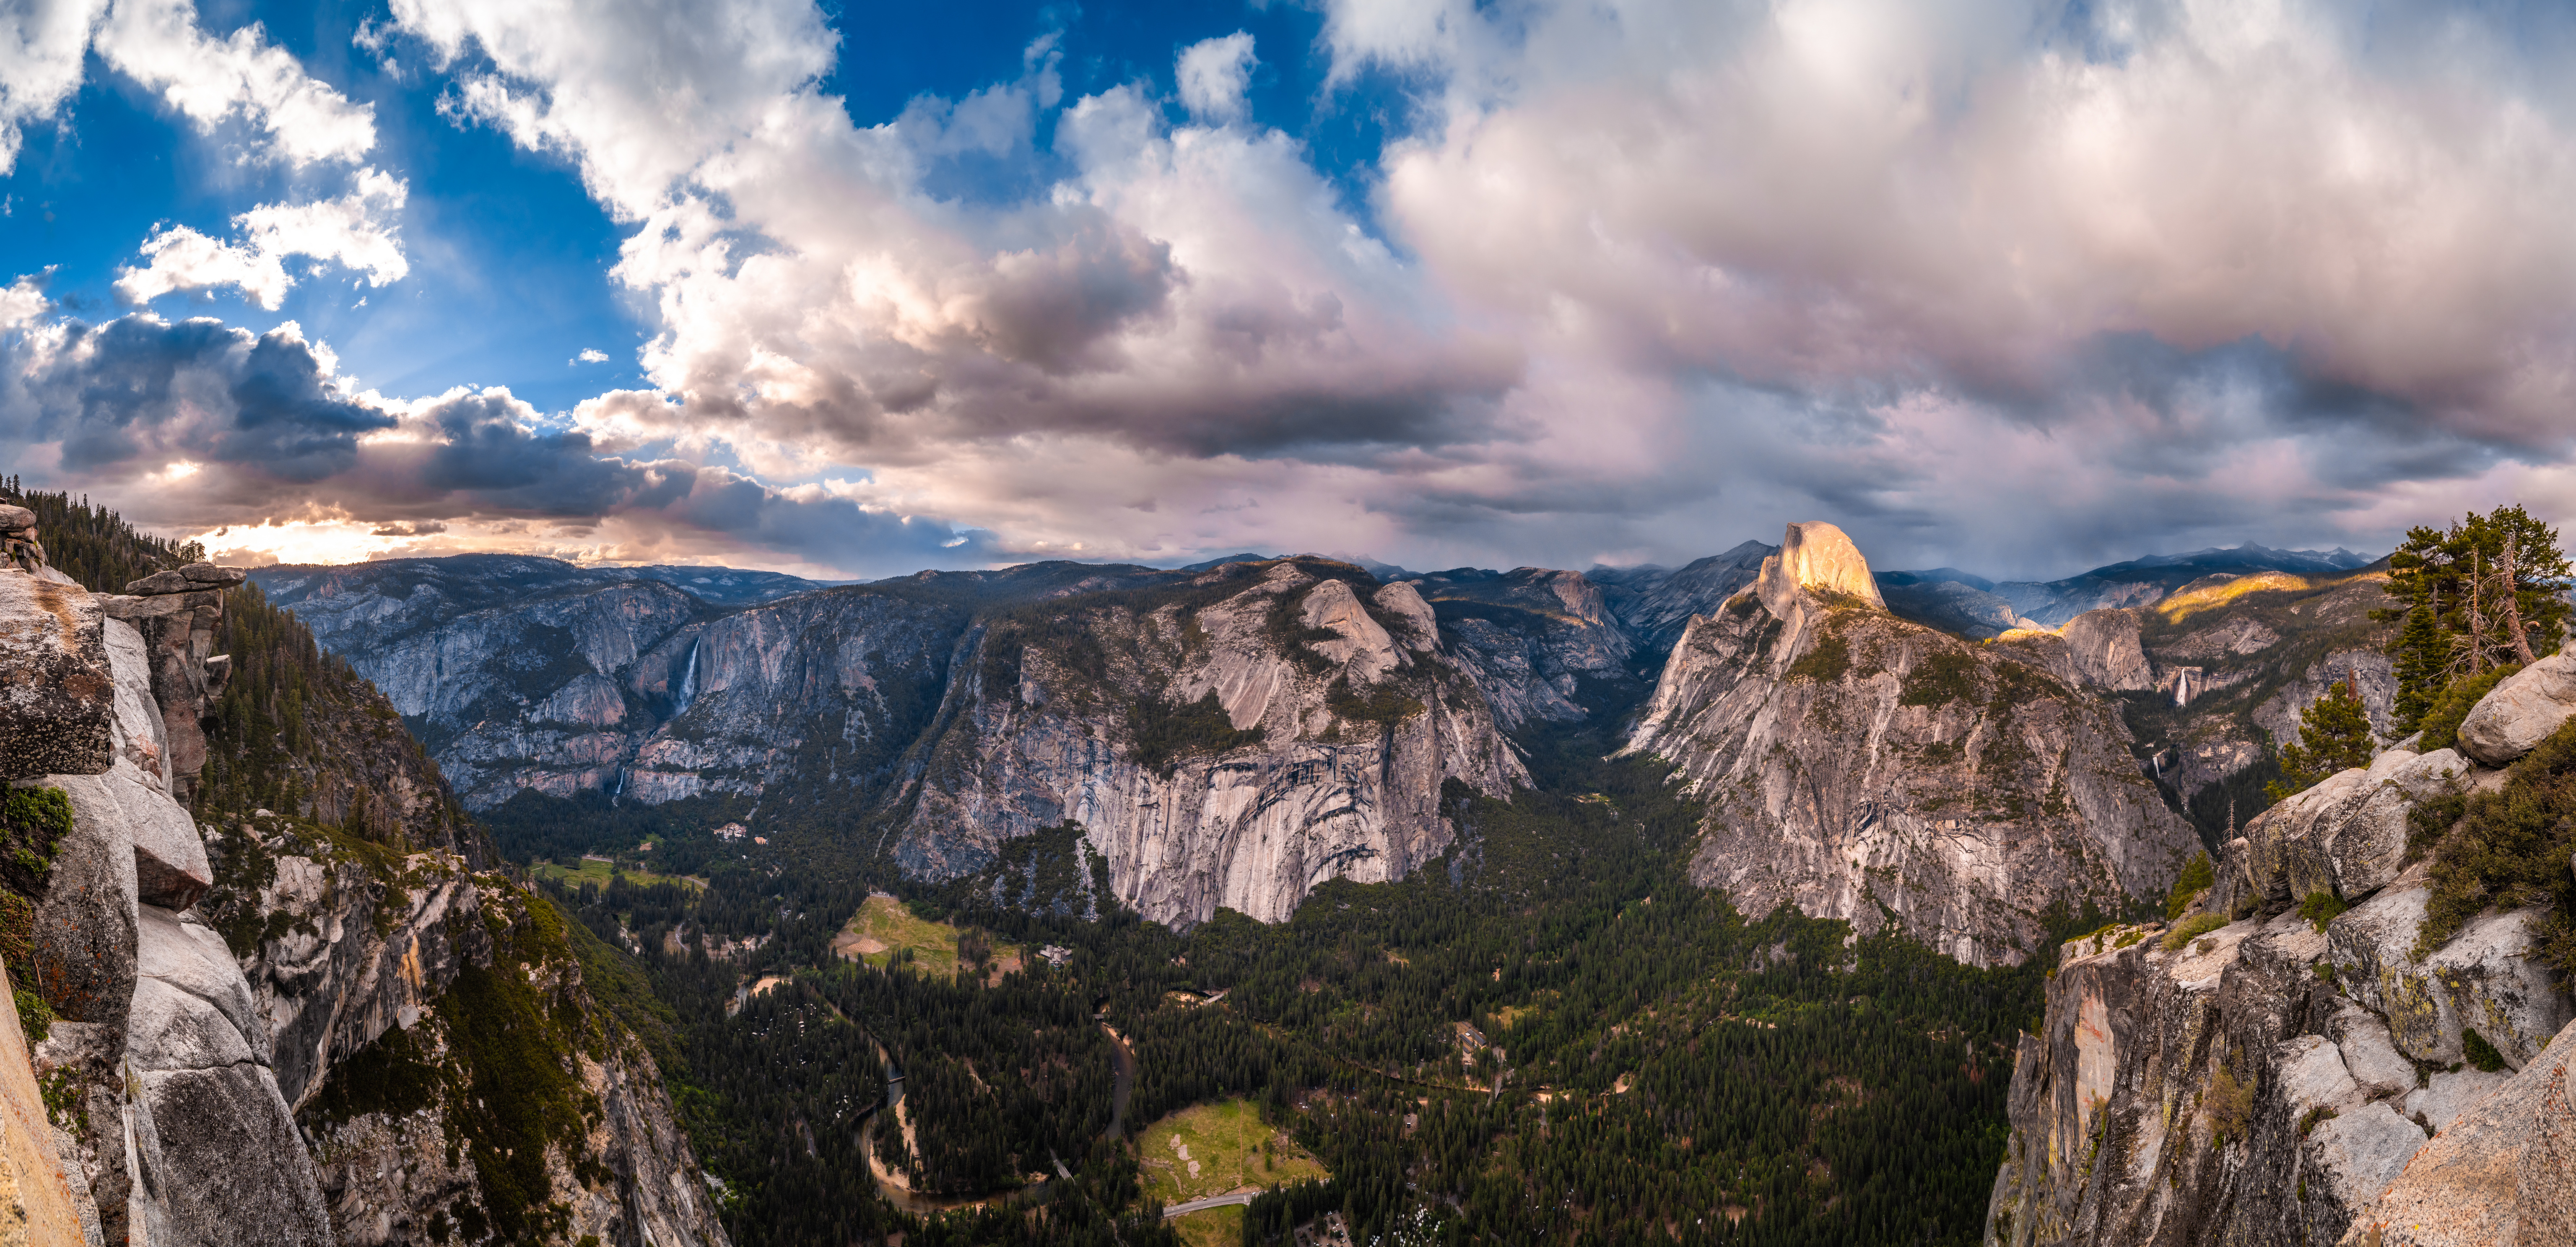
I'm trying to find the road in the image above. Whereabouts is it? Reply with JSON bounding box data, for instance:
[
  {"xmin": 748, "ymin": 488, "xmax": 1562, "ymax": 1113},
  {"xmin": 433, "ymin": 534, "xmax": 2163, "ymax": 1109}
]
[{"xmin": 1163, "ymin": 1191, "xmax": 1258, "ymax": 1218}]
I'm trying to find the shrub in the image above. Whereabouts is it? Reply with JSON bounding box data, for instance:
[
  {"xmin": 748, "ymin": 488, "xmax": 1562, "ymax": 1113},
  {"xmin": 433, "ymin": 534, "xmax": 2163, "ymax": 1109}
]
[
  {"xmin": 2298, "ymin": 890, "xmax": 2350, "ymax": 934},
  {"xmin": 2207, "ymin": 1061, "xmax": 2254, "ymax": 1146},
  {"xmin": 2418, "ymin": 664, "xmax": 2522, "ymax": 754},
  {"xmin": 2161, "ymin": 912, "xmax": 2228, "ymax": 953},
  {"xmin": 2166, "ymin": 852, "xmax": 2214, "ymax": 920},
  {"xmin": 2298, "ymin": 1104, "xmax": 2339, "ymax": 1138},
  {"xmin": 2463, "ymin": 1028, "xmax": 2507, "ymax": 1073},
  {"xmin": 2415, "ymin": 716, "xmax": 2576, "ymax": 964}
]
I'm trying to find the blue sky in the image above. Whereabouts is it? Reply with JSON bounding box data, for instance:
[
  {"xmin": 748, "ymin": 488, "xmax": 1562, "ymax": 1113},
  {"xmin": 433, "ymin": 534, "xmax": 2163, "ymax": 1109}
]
[
  {"xmin": 5, "ymin": 0, "xmax": 2576, "ymax": 579},
  {"xmin": 3, "ymin": 0, "xmax": 1402, "ymax": 414}
]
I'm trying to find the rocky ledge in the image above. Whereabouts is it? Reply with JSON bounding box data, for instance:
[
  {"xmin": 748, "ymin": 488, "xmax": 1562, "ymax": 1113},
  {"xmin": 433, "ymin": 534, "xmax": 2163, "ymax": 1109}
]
[{"xmin": 1986, "ymin": 652, "xmax": 2576, "ymax": 1247}]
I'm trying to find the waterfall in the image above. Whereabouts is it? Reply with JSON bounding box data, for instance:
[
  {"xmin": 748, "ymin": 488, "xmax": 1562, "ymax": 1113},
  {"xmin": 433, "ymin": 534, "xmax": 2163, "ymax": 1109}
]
[{"xmin": 673, "ymin": 638, "xmax": 702, "ymax": 717}]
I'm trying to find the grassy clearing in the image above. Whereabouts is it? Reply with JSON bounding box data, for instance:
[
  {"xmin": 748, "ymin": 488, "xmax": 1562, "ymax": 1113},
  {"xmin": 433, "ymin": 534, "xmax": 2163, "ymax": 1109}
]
[
  {"xmin": 832, "ymin": 893, "xmax": 1020, "ymax": 981},
  {"xmin": 1169, "ymin": 1205, "xmax": 1244, "ymax": 1247},
  {"xmin": 1134, "ymin": 1099, "xmax": 1327, "ymax": 1205},
  {"xmin": 532, "ymin": 857, "xmax": 703, "ymax": 893}
]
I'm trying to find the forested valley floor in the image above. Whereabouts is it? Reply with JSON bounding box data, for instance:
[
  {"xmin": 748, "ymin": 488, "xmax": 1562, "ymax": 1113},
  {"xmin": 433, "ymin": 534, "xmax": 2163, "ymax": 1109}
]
[{"xmin": 501, "ymin": 693, "xmax": 2116, "ymax": 1247}]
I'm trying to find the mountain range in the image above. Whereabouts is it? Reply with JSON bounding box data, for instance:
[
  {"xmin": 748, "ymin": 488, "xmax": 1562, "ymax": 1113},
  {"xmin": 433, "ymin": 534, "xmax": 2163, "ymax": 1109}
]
[{"xmin": 241, "ymin": 530, "xmax": 2376, "ymax": 958}]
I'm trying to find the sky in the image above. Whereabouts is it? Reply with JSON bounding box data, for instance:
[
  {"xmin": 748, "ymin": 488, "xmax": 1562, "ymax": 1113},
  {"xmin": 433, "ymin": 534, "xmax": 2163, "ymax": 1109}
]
[{"xmin": 6, "ymin": 0, "xmax": 2576, "ymax": 582}]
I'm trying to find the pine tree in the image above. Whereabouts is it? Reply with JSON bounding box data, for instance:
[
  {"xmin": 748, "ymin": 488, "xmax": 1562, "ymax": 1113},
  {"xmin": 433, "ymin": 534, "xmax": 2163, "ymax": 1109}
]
[
  {"xmin": 2382, "ymin": 504, "xmax": 2573, "ymax": 733},
  {"xmin": 2267, "ymin": 677, "xmax": 2376, "ymax": 801},
  {"xmin": 2389, "ymin": 602, "xmax": 2451, "ymax": 733}
]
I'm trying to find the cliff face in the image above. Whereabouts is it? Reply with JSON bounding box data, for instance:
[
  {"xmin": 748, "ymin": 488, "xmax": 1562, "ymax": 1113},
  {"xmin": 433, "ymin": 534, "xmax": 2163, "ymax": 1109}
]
[
  {"xmin": 1985, "ymin": 665, "xmax": 2576, "ymax": 1247},
  {"xmin": 251, "ymin": 557, "xmax": 1174, "ymax": 812},
  {"xmin": 1405, "ymin": 566, "xmax": 1636, "ymax": 729},
  {"xmin": 202, "ymin": 816, "xmax": 724, "ymax": 1247},
  {"xmin": 1622, "ymin": 524, "xmax": 2197, "ymax": 966},
  {"xmin": 1, "ymin": 525, "xmax": 728, "ymax": 1247},
  {"xmin": 891, "ymin": 559, "xmax": 1526, "ymax": 925}
]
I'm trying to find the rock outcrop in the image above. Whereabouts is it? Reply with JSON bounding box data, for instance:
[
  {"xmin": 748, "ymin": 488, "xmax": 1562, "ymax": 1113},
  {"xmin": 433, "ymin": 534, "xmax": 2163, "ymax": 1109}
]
[
  {"xmin": 0, "ymin": 570, "xmax": 113, "ymax": 780},
  {"xmin": 198, "ymin": 813, "xmax": 727, "ymax": 1247},
  {"xmin": 2454, "ymin": 650, "xmax": 2576, "ymax": 767},
  {"xmin": 1623, "ymin": 524, "xmax": 2196, "ymax": 966},
  {"xmin": 1995, "ymin": 609, "xmax": 2158, "ymax": 694},
  {"xmin": 2342, "ymin": 1015, "xmax": 2576, "ymax": 1246},
  {"xmin": 3, "ymin": 546, "xmax": 329, "ymax": 1243},
  {"xmin": 1, "ymin": 520, "xmax": 729, "ymax": 1247},
  {"xmin": 100, "ymin": 563, "xmax": 244, "ymax": 803},
  {"xmin": 893, "ymin": 559, "xmax": 1526, "ymax": 925},
  {"xmin": 1985, "ymin": 652, "xmax": 2576, "ymax": 1247}
]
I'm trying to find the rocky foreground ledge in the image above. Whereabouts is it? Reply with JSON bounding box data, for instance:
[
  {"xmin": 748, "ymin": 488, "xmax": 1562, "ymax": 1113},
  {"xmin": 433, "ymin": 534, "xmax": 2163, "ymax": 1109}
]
[
  {"xmin": 0, "ymin": 507, "xmax": 726, "ymax": 1246},
  {"xmin": 1986, "ymin": 654, "xmax": 2576, "ymax": 1246}
]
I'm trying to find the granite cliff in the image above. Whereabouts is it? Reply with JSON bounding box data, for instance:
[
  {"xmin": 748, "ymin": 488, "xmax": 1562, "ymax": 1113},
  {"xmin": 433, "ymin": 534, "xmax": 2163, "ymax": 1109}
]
[
  {"xmin": 888, "ymin": 557, "xmax": 1526, "ymax": 925},
  {"xmin": 1620, "ymin": 523, "xmax": 2199, "ymax": 966},
  {"xmin": 1984, "ymin": 655, "xmax": 2576, "ymax": 1247},
  {"xmin": 0, "ymin": 502, "xmax": 727, "ymax": 1247}
]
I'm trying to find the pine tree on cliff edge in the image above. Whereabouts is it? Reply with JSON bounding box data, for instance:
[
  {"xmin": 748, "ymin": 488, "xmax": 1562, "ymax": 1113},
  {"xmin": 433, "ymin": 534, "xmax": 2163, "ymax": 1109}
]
[
  {"xmin": 2381, "ymin": 504, "xmax": 2572, "ymax": 733},
  {"xmin": 2267, "ymin": 676, "xmax": 2376, "ymax": 802}
]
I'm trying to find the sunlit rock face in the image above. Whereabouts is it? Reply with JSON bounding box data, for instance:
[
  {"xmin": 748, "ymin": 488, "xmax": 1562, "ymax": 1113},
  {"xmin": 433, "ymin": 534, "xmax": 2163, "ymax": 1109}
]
[
  {"xmin": 1623, "ymin": 524, "xmax": 2195, "ymax": 968},
  {"xmin": 893, "ymin": 559, "xmax": 1527, "ymax": 925}
]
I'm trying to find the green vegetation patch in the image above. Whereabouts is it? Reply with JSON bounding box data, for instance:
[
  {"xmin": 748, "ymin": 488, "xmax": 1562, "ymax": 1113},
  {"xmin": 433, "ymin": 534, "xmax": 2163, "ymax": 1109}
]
[
  {"xmin": 1787, "ymin": 631, "xmax": 1851, "ymax": 684},
  {"xmin": 2166, "ymin": 852, "xmax": 2214, "ymax": 921},
  {"xmin": 532, "ymin": 857, "xmax": 704, "ymax": 894},
  {"xmin": 2161, "ymin": 913, "xmax": 2229, "ymax": 953},
  {"xmin": 306, "ymin": 1019, "xmax": 447, "ymax": 1127},
  {"xmin": 0, "ymin": 787, "xmax": 69, "ymax": 998},
  {"xmin": 2207, "ymin": 1059, "xmax": 2254, "ymax": 1146},
  {"xmin": 2416, "ymin": 716, "xmax": 2576, "ymax": 971},
  {"xmin": 1324, "ymin": 676, "xmax": 1424, "ymax": 729},
  {"xmin": 1899, "ymin": 649, "xmax": 1984, "ymax": 707},
  {"xmin": 833, "ymin": 894, "xmax": 1018, "ymax": 980},
  {"xmin": 1131, "ymin": 691, "xmax": 1266, "ymax": 774},
  {"xmin": 2463, "ymin": 1028, "xmax": 2508, "ymax": 1073},
  {"xmin": 1168, "ymin": 1203, "xmax": 1244, "ymax": 1247},
  {"xmin": 2417, "ymin": 664, "xmax": 2521, "ymax": 755},
  {"xmin": 1135, "ymin": 1099, "xmax": 1327, "ymax": 1206},
  {"xmin": 2298, "ymin": 890, "xmax": 2350, "ymax": 934}
]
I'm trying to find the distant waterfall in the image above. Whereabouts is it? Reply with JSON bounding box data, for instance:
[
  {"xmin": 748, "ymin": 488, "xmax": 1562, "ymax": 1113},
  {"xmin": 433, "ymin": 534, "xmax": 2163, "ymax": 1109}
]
[{"xmin": 673, "ymin": 639, "xmax": 702, "ymax": 717}]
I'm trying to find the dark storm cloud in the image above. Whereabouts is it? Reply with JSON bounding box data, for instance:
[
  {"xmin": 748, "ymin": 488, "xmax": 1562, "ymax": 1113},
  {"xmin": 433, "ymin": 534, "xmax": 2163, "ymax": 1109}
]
[
  {"xmin": 1, "ymin": 316, "xmax": 394, "ymax": 484},
  {"xmin": 1, "ymin": 313, "xmax": 995, "ymax": 575}
]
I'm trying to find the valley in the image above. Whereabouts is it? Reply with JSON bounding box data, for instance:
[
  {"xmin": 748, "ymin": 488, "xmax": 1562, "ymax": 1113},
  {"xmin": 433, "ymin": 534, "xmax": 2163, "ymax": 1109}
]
[
  {"xmin": 6, "ymin": 485, "xmax": 2549, "ymax": 1247},
  {"xmin": 225, "ymin": 517, "xmax": 2426, "ymax": 1244}
]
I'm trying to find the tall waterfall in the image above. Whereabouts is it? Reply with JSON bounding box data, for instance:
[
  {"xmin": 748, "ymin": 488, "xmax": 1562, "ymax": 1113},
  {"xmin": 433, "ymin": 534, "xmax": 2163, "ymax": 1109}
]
[{"xmin": 673, "ymin": 638, "xmax": 702, "ymax": 717}]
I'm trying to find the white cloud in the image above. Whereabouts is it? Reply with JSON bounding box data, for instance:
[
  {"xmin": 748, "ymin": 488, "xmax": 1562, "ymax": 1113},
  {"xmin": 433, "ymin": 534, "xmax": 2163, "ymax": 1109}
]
[
  {"xmin": 92, "ymin": 0, "xmax": 374, "ymax": 166},
  {"xmin": 116, "ymin": 169, "xmax": 409, "ymax": 309},
  {"xmin": 393, "ymin": 0, "xmax": 836, "ymax": 218},
  {"xmin": 0, "ymin": 274, "xmax": 50, "ymax": 328},
  {"xmin": 1176, "ymin": 32, "xmax": 1256, "ymax": 122},
  {"xmin": 198, "ymin": 0, "xmax": 2576, "ymax": 575},
  {"xmin": 0, "ymin": 0, "xmax": 106, "ymax": 173},
  {"xmin": 575, "ymin": 348, "xmax": 610, "ymax": 364}
]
